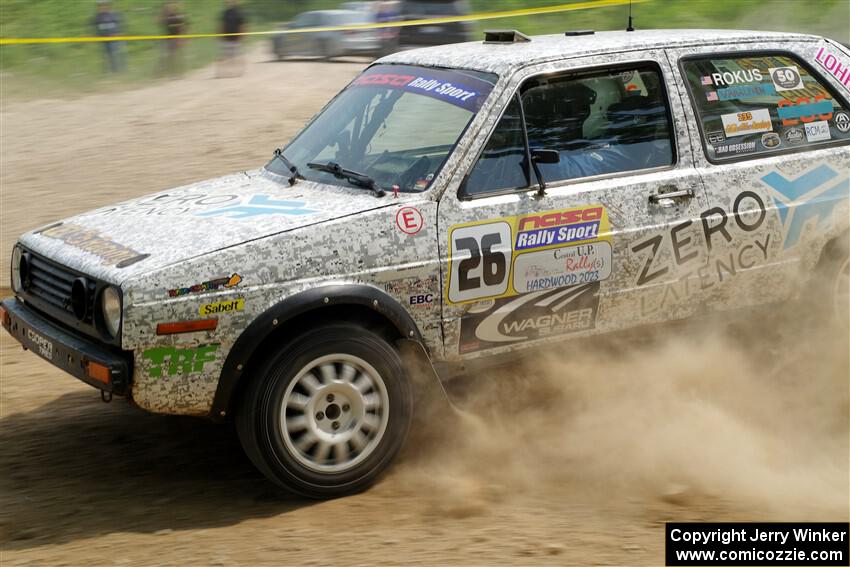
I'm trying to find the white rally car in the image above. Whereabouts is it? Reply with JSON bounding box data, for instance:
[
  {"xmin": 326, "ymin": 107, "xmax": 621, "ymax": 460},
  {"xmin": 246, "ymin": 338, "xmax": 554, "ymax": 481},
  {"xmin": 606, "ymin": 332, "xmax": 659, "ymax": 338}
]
[{"xmin": 3, "ymin": 29, "xmax": 849, "ymax": 498}]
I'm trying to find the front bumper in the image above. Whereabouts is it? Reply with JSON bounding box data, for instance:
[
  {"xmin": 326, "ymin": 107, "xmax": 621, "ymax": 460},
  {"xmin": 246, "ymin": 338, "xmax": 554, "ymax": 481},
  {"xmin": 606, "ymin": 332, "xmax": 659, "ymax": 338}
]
[{"xmin": 1, "ymin": 297, "xmax": 132, "ymax": 395}]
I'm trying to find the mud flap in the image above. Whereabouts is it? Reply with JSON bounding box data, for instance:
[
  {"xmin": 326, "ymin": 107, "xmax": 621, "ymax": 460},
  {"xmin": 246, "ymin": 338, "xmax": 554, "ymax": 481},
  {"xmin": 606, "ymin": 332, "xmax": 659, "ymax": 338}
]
[{"xmin": 396, "ymin": 339, "xmax": 458, "ymax": 423}]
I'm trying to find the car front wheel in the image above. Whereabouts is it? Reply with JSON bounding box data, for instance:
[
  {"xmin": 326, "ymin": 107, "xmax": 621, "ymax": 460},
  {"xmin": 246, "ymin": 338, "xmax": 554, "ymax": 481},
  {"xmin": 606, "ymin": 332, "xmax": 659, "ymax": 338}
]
[{"xmin": 236, "ymin": 323, "xmax": 412, "ymax": 498}]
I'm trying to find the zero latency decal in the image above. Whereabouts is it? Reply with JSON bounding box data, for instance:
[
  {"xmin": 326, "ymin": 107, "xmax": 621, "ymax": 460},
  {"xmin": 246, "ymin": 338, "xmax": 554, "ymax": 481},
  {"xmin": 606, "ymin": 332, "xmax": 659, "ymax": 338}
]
[{"xmin": 446, "ymin": 204, "xmax": 612, "ymax": 305}]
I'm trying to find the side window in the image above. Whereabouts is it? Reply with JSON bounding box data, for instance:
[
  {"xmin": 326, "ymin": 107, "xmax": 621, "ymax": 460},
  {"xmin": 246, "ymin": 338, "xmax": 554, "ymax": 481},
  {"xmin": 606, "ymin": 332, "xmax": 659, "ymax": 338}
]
[
  {"xmin": 462, "ymin": 64, "xmax": 675, "ymax": 197},
  {"xmin": 682, "ymin": 53, "xmax": 850, "ymax": 161},
  {"xmin": 464, "ymin": 97, "xmax": 529, "ymax": 196},
  {"xmin": 522, "ymin": 65, "xmax": 674, "ymax": 183}
]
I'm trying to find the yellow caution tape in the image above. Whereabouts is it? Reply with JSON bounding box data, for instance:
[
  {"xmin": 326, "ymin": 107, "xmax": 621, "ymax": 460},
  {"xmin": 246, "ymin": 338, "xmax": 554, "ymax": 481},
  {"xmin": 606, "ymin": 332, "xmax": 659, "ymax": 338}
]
[{"xmin": 0, "ymin": 0, "xmax": 645, "ymax": 45}]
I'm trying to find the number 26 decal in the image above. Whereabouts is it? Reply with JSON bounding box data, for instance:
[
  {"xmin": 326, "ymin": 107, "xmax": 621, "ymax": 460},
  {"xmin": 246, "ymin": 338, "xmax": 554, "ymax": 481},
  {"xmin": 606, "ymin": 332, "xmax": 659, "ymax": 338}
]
[{"xmin": 448, "ymin": 222, "xmax": 512, "ymax": 303}]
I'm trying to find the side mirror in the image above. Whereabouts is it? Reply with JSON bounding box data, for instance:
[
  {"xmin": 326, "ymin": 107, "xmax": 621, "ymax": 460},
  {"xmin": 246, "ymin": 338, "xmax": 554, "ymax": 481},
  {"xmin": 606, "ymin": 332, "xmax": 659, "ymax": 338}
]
[{"xmin": 531, "ymin": 149, "xmax": 560, "ymax": 164}]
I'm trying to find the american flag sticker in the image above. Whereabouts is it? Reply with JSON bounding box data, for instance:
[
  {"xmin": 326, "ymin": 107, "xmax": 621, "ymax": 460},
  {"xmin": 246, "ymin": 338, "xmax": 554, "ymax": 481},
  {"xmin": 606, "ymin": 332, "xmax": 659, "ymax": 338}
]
[
  {"xmin": 701, "ymin": 75, "xmax": 713, "ymax": 85},
  {"xmin": 706, "ymin": 91, "xmax": 718, "ymax": 101}
]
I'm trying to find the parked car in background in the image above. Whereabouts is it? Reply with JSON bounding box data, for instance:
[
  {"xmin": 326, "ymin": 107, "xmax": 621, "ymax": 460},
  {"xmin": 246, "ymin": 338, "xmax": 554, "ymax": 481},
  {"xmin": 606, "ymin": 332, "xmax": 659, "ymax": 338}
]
[
  {"xmin": 394, "ymin": 0, "xmax": 473, "ymax": 49},
  {"xmin": 272, "ymin": 9, "xmax": 383, "ymax": 60}
]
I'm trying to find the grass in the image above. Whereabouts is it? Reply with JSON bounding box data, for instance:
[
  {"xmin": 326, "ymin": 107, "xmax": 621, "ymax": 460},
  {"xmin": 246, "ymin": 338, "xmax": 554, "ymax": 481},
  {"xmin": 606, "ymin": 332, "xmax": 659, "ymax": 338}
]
[{"xmin": 1, "ymin": 0, "xmax": 848, "ymax": 96}]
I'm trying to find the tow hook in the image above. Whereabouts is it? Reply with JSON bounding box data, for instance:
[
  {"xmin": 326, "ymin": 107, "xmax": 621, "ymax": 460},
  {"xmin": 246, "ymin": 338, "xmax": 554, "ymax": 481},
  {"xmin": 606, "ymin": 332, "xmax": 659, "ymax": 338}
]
[{"xmin": 101, "ymin": 390, "xmax": 113, "ymax": 403}]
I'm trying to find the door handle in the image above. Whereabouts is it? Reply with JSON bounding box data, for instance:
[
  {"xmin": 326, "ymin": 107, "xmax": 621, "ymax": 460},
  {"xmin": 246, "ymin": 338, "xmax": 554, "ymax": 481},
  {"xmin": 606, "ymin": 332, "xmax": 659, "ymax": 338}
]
[{"xmin": 649, "ymin": 187, "xmax": 695, "ymax": 207}]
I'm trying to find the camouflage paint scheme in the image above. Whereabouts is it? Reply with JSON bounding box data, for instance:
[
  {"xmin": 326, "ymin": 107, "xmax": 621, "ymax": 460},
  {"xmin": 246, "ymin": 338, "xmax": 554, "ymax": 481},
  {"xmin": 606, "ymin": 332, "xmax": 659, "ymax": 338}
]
[{"xmin": 12, "ymin": 30, "xmax": 850, "ymax": 416}]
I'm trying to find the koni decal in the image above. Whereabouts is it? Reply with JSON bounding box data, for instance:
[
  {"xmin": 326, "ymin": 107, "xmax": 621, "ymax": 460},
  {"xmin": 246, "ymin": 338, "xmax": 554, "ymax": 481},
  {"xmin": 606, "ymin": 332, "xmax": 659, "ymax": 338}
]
[
  {"xmin": 447, "ymin": 205, "xmax": 612, "ymax": 304},
  {"xmin": 39, "ymin": 223, "xmax": 149, "ymax": 267}
]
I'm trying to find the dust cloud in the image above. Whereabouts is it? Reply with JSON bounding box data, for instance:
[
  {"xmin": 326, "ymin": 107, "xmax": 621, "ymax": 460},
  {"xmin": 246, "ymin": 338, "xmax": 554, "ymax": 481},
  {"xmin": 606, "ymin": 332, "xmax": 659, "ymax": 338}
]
[{"xmin": 394, "ymin": 308, "xmax": 849, "ymax": 521}]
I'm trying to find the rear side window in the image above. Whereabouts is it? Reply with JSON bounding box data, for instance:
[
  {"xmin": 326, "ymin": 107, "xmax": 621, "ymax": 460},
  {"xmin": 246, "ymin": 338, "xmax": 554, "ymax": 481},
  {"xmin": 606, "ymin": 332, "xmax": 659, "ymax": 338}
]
[{"xmin": 682, "ymin": 53, "xmax": 850, "ymax": 161}]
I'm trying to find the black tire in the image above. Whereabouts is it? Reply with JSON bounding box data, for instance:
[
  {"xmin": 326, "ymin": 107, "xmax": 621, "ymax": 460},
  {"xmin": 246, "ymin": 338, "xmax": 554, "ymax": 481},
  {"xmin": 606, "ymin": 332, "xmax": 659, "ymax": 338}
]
[{"xmin": 236, "ymin": 324, "xmax": 412, "ymax": 498}]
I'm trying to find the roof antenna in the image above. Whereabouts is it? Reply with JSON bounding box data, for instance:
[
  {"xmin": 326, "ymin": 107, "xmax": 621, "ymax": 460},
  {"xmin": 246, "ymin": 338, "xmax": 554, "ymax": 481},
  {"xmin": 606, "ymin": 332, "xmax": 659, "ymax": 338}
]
[{"xmin": 626, "ymin": 0, "xmax": 635, "ymax": 31}]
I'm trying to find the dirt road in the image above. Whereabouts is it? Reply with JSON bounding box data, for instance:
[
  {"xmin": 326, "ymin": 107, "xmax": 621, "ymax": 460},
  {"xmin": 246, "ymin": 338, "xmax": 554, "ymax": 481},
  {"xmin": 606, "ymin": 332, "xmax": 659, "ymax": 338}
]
[{"xmin": 1, "ymin": 50, "xmax": 848, "ymax": 566}]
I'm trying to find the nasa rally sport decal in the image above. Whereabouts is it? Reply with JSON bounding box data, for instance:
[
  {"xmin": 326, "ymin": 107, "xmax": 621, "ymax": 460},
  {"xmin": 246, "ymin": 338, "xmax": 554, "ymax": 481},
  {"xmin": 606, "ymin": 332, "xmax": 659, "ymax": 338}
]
[
  {"xmin": 459, "ymin": 282, "xmax": 600, "ymax": 353},
  {"xmin": 447, "ymin": 204, "xmax": 612, "ymax": 304}
]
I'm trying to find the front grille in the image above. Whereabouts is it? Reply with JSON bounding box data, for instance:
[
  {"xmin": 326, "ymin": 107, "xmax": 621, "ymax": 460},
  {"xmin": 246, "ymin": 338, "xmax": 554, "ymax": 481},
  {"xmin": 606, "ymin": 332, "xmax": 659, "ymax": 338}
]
[{"xmin": 27, "ymin": 254, "xmax": 96, "ymax": 323}]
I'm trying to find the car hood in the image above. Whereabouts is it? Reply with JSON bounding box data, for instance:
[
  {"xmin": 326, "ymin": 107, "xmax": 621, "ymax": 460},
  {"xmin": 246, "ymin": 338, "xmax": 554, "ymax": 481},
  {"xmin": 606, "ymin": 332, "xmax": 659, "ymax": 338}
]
[{"xmin": 19, "ymin": 169, "xmax": 399, "ymax": 284}]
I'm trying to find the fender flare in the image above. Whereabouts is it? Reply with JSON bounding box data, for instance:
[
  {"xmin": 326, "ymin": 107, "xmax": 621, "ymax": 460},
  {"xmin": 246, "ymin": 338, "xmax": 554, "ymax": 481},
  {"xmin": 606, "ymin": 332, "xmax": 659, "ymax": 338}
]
[{"xmin": 209, "ymin": 284, "xmax": 424, "ymax": 420}]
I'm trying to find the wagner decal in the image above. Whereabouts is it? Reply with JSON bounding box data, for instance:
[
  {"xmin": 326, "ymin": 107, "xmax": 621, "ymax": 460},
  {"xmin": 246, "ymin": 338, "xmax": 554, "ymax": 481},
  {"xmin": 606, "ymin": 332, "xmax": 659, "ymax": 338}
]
[
  {"xmin": 459, "ymin": 283, "xmax": 600, "ymax": 353},
  {"xmin": 768, "ymin": 66, "xmax": 804, "ymax": 91},
  {"xmin": 40, "ymin": 223, "xmax": 149, "ymax": 267},
  {"xmin": 169, "ymin": 273, "xmax": 242, "ymax": 297},
  {"xmin": 447, "ymin": 205, "xmax": 612, "ymax": 304},
  {"xmin": 512, "ymin": 241, "xmax": 612, "ymax": 293},
  {"xmin": 814, "ymin": 46, "xmax": 850, "ymax": 91},
  {"xmin": 142, "ymin": 344, "xmax": 219, "ymax": 378},
  {"xmin": 721, "ymin": 109, "xmax": 772, "ymax": 137},
  {"xmin": 761, "ymin": 164, "xmax": 850, "ymax": 249},
  {"xmin": 199, "ymin": 298, "xmax": 244, "ymax": 316}
]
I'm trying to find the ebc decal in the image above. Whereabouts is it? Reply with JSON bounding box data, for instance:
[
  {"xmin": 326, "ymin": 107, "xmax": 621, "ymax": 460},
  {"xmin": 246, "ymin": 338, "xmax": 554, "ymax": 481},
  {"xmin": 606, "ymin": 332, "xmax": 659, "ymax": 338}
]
[
  {"xmin": 447, "ymin": 205, "xmax": 612, "ymax": 304},
  {"xmin": 350, "ymin": 65, "xmax": 495, "ymax": 112},
  {"xmin": 459, "ymin": 282, "xmax": 600, "ymax": 353}
]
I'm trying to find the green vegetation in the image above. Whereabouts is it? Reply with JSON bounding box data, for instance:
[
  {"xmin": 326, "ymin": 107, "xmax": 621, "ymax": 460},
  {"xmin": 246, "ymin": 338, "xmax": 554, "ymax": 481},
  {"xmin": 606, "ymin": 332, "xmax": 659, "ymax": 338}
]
[{"xmin": 1, "ymin": 0, "xmax": 847, "ymax": 95}]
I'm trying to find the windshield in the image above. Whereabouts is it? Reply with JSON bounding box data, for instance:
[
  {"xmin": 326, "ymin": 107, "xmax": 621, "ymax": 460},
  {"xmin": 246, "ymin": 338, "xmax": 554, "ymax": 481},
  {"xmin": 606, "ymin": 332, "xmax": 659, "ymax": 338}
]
[{"xmin": 277, "ymin": 64, "xmax": 498, "ymax": 192}]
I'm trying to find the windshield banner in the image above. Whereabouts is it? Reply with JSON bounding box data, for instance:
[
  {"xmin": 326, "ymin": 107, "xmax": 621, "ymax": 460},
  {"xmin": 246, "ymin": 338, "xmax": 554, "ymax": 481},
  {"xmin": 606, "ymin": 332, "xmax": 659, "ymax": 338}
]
[{"xmin": 350, "ymin": 65, "xmax": 496, "ymax": 112}]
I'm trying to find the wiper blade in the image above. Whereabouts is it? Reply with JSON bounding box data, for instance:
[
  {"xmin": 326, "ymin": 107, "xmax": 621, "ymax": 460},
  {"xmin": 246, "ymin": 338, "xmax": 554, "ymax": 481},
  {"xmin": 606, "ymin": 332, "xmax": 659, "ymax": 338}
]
[
  {"xmin": 306, "ymin": 161, "xmax": 385, "ymax": 197},
  {"xmin": 271, "ymin": 148, "xmax": 301, "ymax": 185}
]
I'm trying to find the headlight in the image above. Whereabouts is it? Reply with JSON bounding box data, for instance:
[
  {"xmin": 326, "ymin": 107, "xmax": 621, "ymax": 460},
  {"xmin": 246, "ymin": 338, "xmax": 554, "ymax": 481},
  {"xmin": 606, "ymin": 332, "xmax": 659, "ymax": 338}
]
[
  {"xmin": 11, "ymin": 245, "xmax": 22, "ymax": 292},
  {"xmin": 101, "ymin": 286, "xmax": 122, "ymax": 338}
]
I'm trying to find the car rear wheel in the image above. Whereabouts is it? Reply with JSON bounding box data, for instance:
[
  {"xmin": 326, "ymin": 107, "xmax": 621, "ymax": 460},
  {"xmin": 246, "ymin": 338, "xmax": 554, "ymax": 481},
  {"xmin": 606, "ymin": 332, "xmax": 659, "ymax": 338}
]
[
  {"xmin": 236, "ymin": 324, "xmax": 412, "ymax": 498},
  {"xmin": 815, "ymin": 233, "xmax": 850, "ymax": 332}
]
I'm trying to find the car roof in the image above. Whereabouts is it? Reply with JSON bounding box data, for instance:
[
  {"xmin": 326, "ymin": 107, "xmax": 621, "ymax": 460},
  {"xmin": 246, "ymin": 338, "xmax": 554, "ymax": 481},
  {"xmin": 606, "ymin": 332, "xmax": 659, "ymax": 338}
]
[{"xmin": 380, "ymin": 29, "xmax": 821, "ymax": 75}]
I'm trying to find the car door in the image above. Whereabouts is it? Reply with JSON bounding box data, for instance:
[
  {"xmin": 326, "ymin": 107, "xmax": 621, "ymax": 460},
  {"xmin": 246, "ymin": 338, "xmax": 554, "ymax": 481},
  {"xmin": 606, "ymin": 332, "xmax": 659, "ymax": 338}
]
[
  {"xmin": 666, "ymin": 41, "xmax": 850, "ymax": 311},
  {"xmin": 437, "ymin": 51, "xmax": 712, "ymax": 360}
]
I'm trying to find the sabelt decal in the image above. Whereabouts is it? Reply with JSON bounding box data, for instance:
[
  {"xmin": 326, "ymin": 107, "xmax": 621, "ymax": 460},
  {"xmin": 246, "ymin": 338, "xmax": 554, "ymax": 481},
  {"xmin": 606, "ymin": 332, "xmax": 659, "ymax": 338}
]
[
  {"xmin": 39, "ymin": 223, "xmax": 149, "ymax": 267},
  {"xmin": 199, "ymin": 298, "xmax": 244, "ymax": 316},
  {"xmin": 447, "ymin": 205, "xmax": 612, "ymax": 304},
  {"xmin": 721, "ymin": 109, "xmax": 772, "ymax": 137},
  {"xmin": 814, "ymin": 47, "xmax": 850, "ymax": 91},
  {"xmin": 459, "ymin": 283, "xmax": 600, "ymax": 353}
]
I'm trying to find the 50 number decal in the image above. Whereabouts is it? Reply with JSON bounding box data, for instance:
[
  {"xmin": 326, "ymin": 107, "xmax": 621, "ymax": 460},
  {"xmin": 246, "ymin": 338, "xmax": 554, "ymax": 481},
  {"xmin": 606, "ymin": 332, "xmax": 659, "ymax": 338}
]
[{"xmin": 448, "ymin": 222, "xmax": 511, "ymax": 303}]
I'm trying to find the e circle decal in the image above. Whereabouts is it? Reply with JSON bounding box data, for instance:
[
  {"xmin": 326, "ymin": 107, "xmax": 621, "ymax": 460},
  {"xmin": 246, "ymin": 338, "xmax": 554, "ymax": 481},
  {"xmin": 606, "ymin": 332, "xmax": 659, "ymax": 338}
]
[{"xmin": 396, "ymin": 207, "xmax": 424, "ymax": 235}]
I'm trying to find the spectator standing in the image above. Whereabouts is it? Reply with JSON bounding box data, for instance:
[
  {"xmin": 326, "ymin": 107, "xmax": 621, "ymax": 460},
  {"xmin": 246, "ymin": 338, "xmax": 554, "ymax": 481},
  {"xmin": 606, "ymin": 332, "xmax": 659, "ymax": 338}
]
[
  {"xmin": 159, "ymin": 1, "xmax": 188, "ymax": 76},
  {"xmin": 93, "ymin": 0, "xmax": 125, "ymax": 73},
  {"xmin": 217, "ymin": 0, "xmax": 246, "ymax": 78}
]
